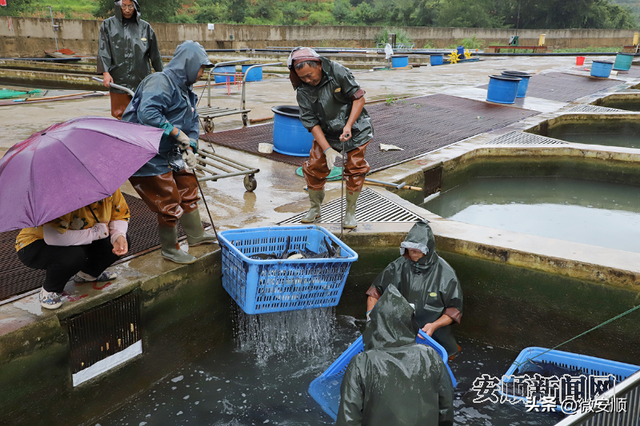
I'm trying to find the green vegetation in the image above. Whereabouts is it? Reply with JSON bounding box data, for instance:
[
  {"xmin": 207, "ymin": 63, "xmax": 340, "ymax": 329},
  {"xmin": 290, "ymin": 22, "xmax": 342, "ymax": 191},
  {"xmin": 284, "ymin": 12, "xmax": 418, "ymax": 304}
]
[
  {"xmin": 1, "ymin": 0, "xmax": 636, "ymax": 30},
  {"xmin": 374, "ymin": 27, "xmax": 414, "ymax": 47}
]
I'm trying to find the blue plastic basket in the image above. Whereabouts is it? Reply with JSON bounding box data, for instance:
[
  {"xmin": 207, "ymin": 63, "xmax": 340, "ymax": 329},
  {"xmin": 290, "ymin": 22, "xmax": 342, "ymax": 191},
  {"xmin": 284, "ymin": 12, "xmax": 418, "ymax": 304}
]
[
  {"xmin": 218, "ymin": 225, "xmax": 358, "ymax": 314},
  {"xmin": 308, "ymin": 330, "xmax": 457, "ymax": 421},
  {"xmin": 498, "ymin": 347, "xmax": 640, "ymax": 413}
]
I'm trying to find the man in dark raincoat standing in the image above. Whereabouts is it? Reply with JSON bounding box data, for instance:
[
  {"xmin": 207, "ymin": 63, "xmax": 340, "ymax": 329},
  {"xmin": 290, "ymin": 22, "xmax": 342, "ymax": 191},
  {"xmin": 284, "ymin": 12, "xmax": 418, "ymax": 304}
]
[
  {"xmin": 338, "ymin": 285, "xmax": 454, "ymax": 426},
  {"xmin": 366, "ymin": 220, "xmax": 463, "ymax": 357},
  {"xmin": 288, "ymin": 47, "xmax": 374, "ymax": 229},
  {"xmin": 97, "ymin": 0, "xmax": 163, "ymax": 119},
  {"xmin": 122, "ymin": 40, "xmax": 216, "ymax": 264}
]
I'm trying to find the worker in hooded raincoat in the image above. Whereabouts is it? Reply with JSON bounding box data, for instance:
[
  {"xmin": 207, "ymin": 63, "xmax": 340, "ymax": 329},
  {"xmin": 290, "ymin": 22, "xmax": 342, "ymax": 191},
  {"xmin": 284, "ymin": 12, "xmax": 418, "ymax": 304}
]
[
  {"xmin": 366, "ymin": 220, "xmax": 463, "ymax": 357},
  {"xmin": 337, "ymin": 285, "xmax": 454, "ymax": 426},
  {"xmin": 288, "ymin": 47, "xmax": 374, "ymax": 229},
  {"xmin": 97, "ymin": 0, "xmax": 163, "ymax": 119},
  {"xmin": 122, "ymin": 40, "xmax": 216, "ymax": 265}
]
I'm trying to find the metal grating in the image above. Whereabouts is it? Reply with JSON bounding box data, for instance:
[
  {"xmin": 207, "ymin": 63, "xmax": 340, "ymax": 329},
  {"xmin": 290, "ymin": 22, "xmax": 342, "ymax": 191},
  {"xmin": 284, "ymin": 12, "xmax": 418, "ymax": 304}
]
[
  {"xmin": 278, "ymin": 188, "xmax": 424, "ymax": 224},
  {"xmin": 64, "ymin": 292, "xmax": 141, "ymax": 375},
  {"xmin": 201, "ymin": 94, "xmax": 540, "ymax": 174},
  {"xmin": 484, "ymin": 131, "xmax": 569, "ymax": 145},
  {"xmin": 567, "ymin": 105, "xmax": 629, "ymax": 113}
]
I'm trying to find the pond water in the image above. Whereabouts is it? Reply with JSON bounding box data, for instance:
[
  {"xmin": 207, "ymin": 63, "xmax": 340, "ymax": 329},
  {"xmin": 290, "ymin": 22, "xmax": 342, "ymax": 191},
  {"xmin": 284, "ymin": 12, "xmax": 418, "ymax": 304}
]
[
  {"xmin": 97, "ymin": 307, "xmax": 562, "ymax": 426},
  {"xmin": 546, "ymin": 121, "xmax": 640, "ymax": 148},
  {"xmin": 423, "ymin": 176, "xmax": 640, "ymax": 254}
]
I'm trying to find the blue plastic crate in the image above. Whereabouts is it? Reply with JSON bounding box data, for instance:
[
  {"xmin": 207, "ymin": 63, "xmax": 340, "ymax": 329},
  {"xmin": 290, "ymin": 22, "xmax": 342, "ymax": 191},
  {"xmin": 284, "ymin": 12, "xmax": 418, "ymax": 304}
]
[
  {"xmin": 499, "ymin": 347, "xmax": 640, "ymax": 413},
  {"xmin": 308, "ymin": 330, "xmax": 457, "ymax": 421},
  {"xmin": 218, "ymin": 225, "xmax": 358, "ymax": 314}
]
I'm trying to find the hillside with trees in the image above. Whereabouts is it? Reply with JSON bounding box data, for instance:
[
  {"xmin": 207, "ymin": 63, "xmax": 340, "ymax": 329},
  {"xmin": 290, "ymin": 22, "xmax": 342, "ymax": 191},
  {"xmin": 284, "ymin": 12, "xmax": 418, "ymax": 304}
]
[{"xmin": 1, "ymin": 0, "xmax": 636, "ymax": 29}]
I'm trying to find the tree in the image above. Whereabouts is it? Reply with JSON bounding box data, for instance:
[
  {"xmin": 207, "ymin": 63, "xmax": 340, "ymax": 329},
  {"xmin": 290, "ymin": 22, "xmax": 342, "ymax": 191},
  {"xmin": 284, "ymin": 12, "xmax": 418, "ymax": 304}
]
[
  {"xmin": 437, "ymin": 0, "xmax": 505, "ymax": 27},
  {"xmin": 0, "ymin": 0, "xmax": 36, "ymax": 17}
]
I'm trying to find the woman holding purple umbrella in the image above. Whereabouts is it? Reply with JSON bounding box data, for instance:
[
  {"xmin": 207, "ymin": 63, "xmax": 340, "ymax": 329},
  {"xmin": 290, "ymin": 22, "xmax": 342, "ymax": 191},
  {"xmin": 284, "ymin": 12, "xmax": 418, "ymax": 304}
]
[{"xmin": 15, "ymin": 189, "xmax": 130, "ymax": 310}]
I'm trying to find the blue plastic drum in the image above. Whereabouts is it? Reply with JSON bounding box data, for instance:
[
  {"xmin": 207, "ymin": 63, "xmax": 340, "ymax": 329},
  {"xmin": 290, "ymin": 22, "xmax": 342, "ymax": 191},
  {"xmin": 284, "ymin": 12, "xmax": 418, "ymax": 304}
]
[
  {"xmin": 430, "ymin": 54, "xmax": 444, "ymax": 66},
  {"xmin": 391, "ymin": 55, "xmax": 409, "ymax": 68},
  {"xmin": 501, "ymin": 70, "xmax": 532, "ymax": 98},
  {"xmin": 241, "ymin": 64, "xmax": 263, "ymax": 82},
  {"xmin": 271, "ymin": 105, "xmax": 314, "ymax": 157},
  {"xmin": 213, "ymin": 65, "xmax": 236, "ymax": 84},
  {"xmin": 591, "ymin": 60, "xmax": 613, "ymax": 78},
  {"xmin": 486, "ymin": 75, "xmax": 521, "ymax": 104}
]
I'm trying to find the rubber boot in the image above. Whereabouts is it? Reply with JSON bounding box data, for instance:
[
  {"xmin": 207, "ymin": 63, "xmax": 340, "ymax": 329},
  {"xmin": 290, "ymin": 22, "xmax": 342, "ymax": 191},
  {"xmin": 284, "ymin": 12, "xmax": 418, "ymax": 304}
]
[
  {"xmin": 158, "ymin": 226, "xmax": 196, "ymax": 264},
  {"xmin": 301, "ymin": 189, "xmax": 324, "ymax": 223},
  {"xmin": 180, "ymin": 210, "xmax": 217, "ymax": 246},
  {"xmin": 343, "ymin": 191, "xmax": 360, "ymax": 229}
]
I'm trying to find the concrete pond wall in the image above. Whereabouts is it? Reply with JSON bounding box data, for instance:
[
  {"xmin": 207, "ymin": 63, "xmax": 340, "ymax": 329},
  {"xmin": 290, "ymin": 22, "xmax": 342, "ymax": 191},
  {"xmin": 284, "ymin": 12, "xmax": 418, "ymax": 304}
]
[
  {"xmin": 0, "ymin": 16, "xmax": 638, "ymax": 58},
  {"xmin": 1, "ymin": 218, "xmax": 639, "ymax": 425}
]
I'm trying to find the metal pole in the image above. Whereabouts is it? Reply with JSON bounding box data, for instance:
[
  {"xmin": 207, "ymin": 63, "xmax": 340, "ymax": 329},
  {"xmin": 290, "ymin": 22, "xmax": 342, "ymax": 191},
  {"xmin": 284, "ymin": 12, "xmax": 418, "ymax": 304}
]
[{"xmin": 48, "ymin": 6, "xmax": 59, "ymax": 52}]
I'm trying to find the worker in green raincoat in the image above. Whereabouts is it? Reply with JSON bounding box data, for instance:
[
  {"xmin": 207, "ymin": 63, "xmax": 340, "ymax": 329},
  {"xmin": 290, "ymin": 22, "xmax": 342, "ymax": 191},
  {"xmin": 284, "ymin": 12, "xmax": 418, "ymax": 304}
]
[
  {"xmin": 97, "ymin": 0, "xmax": 163, "ymax": 119},
  {"xmin": 288, "ymin": 47, "xmax": 374, "ymax": 229},
  {"xmin": 366, "ymin": 220, "xmax": 463, "ymax": 357},
  {"xmin": 337, "ymin": 285, "xmax": 454, "ymax": 426}
]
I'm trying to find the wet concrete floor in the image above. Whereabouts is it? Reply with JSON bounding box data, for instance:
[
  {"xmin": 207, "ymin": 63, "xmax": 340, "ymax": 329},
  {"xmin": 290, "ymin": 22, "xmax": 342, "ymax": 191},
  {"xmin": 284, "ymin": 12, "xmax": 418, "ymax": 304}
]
[{"xmin": 0, "ymin": 54, "xmax": 599, "ymax": 230}]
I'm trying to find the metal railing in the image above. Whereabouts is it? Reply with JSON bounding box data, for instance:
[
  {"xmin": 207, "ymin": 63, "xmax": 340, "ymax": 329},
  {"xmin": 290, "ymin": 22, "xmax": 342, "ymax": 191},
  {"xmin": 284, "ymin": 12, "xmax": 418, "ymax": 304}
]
[{"xmin": 554, "ymin": 370, "xmax": 640, "ymax": 426}]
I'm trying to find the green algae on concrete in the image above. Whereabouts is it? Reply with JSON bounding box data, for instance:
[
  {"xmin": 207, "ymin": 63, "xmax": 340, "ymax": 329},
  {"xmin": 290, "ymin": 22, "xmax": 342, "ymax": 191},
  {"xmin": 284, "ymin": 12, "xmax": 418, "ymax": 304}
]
[{"xmin": 441, "ymin": 251, "xmax": 640, "ymax": 365}]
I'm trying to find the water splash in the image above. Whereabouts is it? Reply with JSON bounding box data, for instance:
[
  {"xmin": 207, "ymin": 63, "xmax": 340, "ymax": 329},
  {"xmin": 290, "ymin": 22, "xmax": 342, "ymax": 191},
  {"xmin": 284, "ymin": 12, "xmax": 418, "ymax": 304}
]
[{"xmin": 232, "ymin": 305, "xmax": 336, "ymax": 366}]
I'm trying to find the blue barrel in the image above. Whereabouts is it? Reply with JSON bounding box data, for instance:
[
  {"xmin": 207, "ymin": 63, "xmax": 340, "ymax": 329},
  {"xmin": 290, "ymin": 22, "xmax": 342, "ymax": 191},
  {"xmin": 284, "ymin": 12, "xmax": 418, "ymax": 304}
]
[
  {"xmin": 430, "ymin": 54, "xmax": 444, "ymax": 66},
  {"xmin": 242, "ymin": 64, "xmax": 263, "ymax": 82},
  {"xmin": 391, "ymin": 55, "xmax": 409, "ymax": 68},
  {"xmin": 457, "ymin": 45, "xmax": 465, "ymax": 58},
  {"xmin": 501, "ymin": 70, "xmax": 532, "ymax": 98},
  {"xmin": 486, "ymin": 75, "xmax": 521, "ymax": 104},
  {"xmin": 271, "ymin": 105, "xmax": 314, "ymax": 157},
  {"xmin": 591, "ymin": 60, "xmax": 613, "ymax": 78},
  {"xmin": 213, "ymin": 65, "xmax": 236, "ymax": 83},
  {"xmin": 613, "ymin": 53, "xmax": 633, "ymax": 71}
]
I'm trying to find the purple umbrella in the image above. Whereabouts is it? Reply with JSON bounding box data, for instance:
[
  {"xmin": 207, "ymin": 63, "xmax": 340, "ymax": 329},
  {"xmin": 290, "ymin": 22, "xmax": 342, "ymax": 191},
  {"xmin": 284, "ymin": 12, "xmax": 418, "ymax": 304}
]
[{"xmin": 0, "ymin": 116, "xmax": 163, "ymax": 233}]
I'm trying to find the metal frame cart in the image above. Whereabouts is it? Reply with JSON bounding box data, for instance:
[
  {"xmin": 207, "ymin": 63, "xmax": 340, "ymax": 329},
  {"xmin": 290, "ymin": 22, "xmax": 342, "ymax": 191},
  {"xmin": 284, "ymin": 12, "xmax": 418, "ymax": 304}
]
[
  {"xmin": 194, "ymin": 60, "xmax": 283, "ymax": 192},
  {"xmin": 197, "ymin": 60, "xmax": 282, "ymax": 133}
]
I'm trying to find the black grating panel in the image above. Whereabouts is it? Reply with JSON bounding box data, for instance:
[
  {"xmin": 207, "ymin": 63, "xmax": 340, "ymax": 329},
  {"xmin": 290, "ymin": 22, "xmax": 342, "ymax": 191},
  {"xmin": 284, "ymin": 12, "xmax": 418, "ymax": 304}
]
[
  {"xmin": 478, "ymin": 72, "xmax": 622, "ymax": 102},
  {"xmin": 423, "ymin": 166, "xmax": 442, "ymax": 197},
  {"xmin": 201, "ymin": 94, "xmax": 540, "ymax": 173},
  {"xmin": 64, "ymin": 292, "xmax": 141, "ymax": 374}
]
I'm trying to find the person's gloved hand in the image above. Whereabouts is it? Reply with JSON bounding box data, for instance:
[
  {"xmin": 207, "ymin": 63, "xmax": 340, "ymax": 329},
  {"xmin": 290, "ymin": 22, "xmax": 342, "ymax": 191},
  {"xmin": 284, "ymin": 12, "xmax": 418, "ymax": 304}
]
[
  {"xmin": 323, "ymin": 147, "xmax": 342, "ymax": 170},
  {"xmin": 90, "ymin": 223, "xmax": 109, "ymax": 241},
  {"xmin": 175, "ymin": 130, "xmax": 191, "ymax": 151},
  {"xmin": 182, "ymin": 150, "xmax": 198, "ymax": 171}
]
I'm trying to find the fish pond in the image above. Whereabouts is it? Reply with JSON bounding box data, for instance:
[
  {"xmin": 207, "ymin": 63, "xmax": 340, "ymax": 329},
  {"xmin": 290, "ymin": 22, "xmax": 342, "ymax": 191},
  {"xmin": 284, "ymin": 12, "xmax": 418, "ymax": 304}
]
[
  {"xmin": 97, "ymin": 307, "xmax": 563, "ymax": 426},
  {"xmin": 423, "ymin": 176, "xmax": 640, "ymax": 254}
]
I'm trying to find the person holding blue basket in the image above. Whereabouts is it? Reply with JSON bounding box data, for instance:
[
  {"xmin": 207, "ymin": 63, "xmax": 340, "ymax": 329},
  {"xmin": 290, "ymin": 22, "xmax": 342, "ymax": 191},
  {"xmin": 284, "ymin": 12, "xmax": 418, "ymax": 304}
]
[
  {"xmin": 288, "ymin": 47, "xmax": 374, "ymax": 229},
  {"xmin": 365, "ymin": 220, "xmax": 463, "ymax": 358},
  {"xmin": 337, "ymin": 285, "xmax": 454, "ymax": 426}
]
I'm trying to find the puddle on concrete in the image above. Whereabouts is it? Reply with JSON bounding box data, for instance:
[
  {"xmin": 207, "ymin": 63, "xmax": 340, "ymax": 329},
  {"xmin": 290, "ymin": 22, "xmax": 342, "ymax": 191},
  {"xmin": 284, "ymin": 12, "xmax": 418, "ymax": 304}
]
[
  {"xmin": 97, "ymin": 308, "xmax": 561, "ymax": 426},
  {"xmin": 423, "ymin": 176, "xmax": 640, "ymax": 253},
  {"xmin": 547, "ymin": 121, "xmax": 640, "ymax": 149}
]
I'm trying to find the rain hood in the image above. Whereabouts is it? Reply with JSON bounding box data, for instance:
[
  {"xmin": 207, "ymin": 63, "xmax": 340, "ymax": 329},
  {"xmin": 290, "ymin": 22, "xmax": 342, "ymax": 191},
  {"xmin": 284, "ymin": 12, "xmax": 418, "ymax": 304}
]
[
  {"xmin": 337, "ymin": 285, "xmax": 454, "ymax": 426},
  {"xmin": 122, "ymin": 41, "xmax": 212, "ymax": 177},
  {"xmin": 367, "ymin": 220, "xmax": 463, "ymax": 356}
]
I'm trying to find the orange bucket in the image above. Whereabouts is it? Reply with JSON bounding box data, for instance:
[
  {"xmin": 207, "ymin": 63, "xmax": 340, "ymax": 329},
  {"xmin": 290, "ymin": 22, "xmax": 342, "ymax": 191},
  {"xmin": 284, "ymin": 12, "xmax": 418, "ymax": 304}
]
[{"xmin": 576, "ymin": 56, "xmax": 586, "ymax": 66}]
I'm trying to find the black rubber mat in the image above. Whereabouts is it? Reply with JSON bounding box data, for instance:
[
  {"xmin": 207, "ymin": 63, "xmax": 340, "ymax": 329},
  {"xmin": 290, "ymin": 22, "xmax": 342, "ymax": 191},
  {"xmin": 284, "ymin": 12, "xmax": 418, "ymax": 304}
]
[
  {"xmin": 478, "ymin": 72, "xmax": 623, "ymax": 103},
  {"xmin": 201, "ymin": 93, "xmax": 540, "ymax": 173},
  {"xmin": 0, "ymin": 193, "xmax": 200, "ymax": 302}
]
